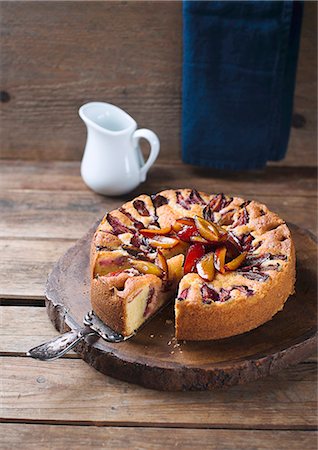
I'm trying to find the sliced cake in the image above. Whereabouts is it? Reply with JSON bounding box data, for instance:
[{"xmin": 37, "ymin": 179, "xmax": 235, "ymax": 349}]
[{"xmin": 90, "ymin": 190, "xmax": 295, "ymax": 340}]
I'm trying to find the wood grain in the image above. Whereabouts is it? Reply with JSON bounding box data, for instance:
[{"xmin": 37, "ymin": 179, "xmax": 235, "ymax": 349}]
[
  {"xmin": 0, "ymin": 239, "xmax": 72, "ymax": 299},
  {"xmin": 0, "ymin": 424, "xmax": 317, "ymax": 450},
  {"xmin": 0, "ymin": 306, "xmax": 76, "ymax": 356},
  {"xmin": 0, "ymin": 1, "xmax": 181, "ymax": 162},
  {"xmin": 0, "ymin": 2, "xmax": 316, "ymax": 166},
  {"xmin": 0, "ymin": 160, "xmax": 86, "ymax": 191},
  {"xmin": 2, "ymin": 161, "xmax": 316, "ymax": 194},
  {"xmin": 0, "ymin": 160, "xmax": 317, "ymax": 196},
  {"xmin": 0, "ymin": 162, "xmax": 317, "ymax": 240},
  {"xmin": 1, "ymin": 356, "xmax": 316, "ymax": 428}
]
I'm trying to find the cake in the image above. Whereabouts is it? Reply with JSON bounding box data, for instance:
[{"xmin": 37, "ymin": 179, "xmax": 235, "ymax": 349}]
[{"xmin": 90, "ymin": 189, "xmax": 296, "ymax": 340}]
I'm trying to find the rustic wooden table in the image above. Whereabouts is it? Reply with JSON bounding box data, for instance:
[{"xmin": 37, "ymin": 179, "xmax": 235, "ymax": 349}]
[
  {"xmin": 0, "ymin": 159, "xmax": 317, "ymax": 449},
  {"xmin": 0, "ymin": 0, "xmax": 317, "ymax": 446}
]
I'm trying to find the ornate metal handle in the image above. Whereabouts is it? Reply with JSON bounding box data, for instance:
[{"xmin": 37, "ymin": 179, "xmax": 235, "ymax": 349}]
[
  {"xmin": 27, "ymin": 311, "xmax": 134, "ymax": 361},
  {"xmin": 27, "ymin": 327, "xmax": 96, "ymax": 361}
]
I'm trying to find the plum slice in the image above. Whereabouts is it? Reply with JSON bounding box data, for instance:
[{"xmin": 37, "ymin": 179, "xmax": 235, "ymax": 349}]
[
  {"xmin": 178, "ymin": 287, "xmax": 189, "ymax": 301},
  {"xmin": 172, "ymin": 217, "xmax": 195, "ymax": 232},
  {"xmin": 133, "ymin": 199, "xmax": 151, "ymax": 217},
  {"xmin": 94, "ymin": 253, "xmax": 132, "ymax": 277},
  {"xmin": 227, "ymin": 232, "xmax": 254, "ymax": 252},
  {"xmin": 201, "ymin": 284, "xmax": 219, "ymax": 304},
  {"xmin": 224, "ymin": 251, "xmax": 247, "ymax": 271},
  {"xmin": 232, "ymin": 285, "xmax": 254, "ymax": 296},
  {"xmin": 95, "ymin": 259, "xmax": 131, "ymax": 276},
  {"xmin": 130, "ymin": 233, "xmax": 148, "ymax": 248},
  {"xmin": 203, "ymin": 193, "xmax": 232, "ymax": 221},
  {"xmin": 156, "ymin": 249, "xmax": 169, "ymax": 279},
  {"xmin": 196, "ymin": 252, "xmax": 215, "ymax": 281},
  {"xmin": 232, "ymin": 206, "xmax": 249, "ymax": 227},
  {"xmin": 194, "ymin": 215, "xmax": 220, "ymax": 242},
  {"xmin": 218, "ymin": 209, "xmax": 235, "ymax": 226},
  {"xmin": 140, "ymin": 226, "xmax": 172, "ymax": 237},
  {"xmin": 190, "ymin": 235, "xmax": 210, "ymax": 244},
  {"xmin": 94, "ymin": 250, "xmax": 164, "ymax": 278},
  {"xmin": 212, "ymin": 193, "xmax": 233, "ymax": 212},
  {"xmin": 177, "ymin": 224, "xmax": 198, "ymax": 242},
  {"xmin": 131, "ymin": 260, "xmax": 164, "ymax": 277},
  {"xmin": 176, "ymin": 191, "xmax": 191, "ymax": 210},
  {"xmin": 148, "ymin": 235, "xmax": 180, "ymax": 249},
  {"xmin": 242, "ymin": 253, "xmax": 271, "ymax": 269},
  {"xmin": 151, "ymin": 194, "xmax": 168, "ymax": 208},
  {"xmin": 214, "ymin": 246, "xmax": 227, "ymax": 273},
  {"xmin": 107, "ymin": 213, "xmax": 134, "ymax": 235},
  {"xmin": 188, "ymin": 189, "xmax": 206, "ymax": 205},
  {"xmin": 238, "ymin": 271, "xmax": 269, "ymax": 282},
  {"xmin": 219, "ymin": 288, "xmax": 231, "ymax": 302},
  {"xmin": 118, "ymin": 208, "xmax": 144, "ymax": 230},
  {"xmin": 184, "ymin": 243, "xmax": 205, "ymax": 274},
  {"xmin": 143, "ymin": 287, "xmax": 155, "ymax": 317},
  {"xmin": 240, "ymin": 233, "xmax": 254, "ymax": 251},
  {"xmin": 122, "ymin": 244, "xmax": 151, "ymax": 260}
]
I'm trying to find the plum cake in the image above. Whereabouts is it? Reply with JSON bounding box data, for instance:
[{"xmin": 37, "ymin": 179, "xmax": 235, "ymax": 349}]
[{"xmin": 90, "ymin": 189, "xmax": 295, "ymax": 340}]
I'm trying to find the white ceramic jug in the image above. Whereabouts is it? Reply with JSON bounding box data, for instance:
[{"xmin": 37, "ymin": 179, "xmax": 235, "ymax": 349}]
[{"xmin": 79, "ymin": 102, "xmax": 160, "ymax": 196}]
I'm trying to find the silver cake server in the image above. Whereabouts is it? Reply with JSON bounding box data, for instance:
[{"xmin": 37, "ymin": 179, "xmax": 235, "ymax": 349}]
[{"xmin": 27, "ymin": 310, "xmax": 134, "ymax": 361}]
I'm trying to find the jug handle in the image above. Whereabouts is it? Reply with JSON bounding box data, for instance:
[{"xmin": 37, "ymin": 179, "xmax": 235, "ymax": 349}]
[{"xmin": 133, "ymin": 129, "xmax": 160, "ymax": 182}]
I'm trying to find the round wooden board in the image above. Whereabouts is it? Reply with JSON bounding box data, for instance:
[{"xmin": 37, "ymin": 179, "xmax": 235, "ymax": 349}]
[{"xmin": 45, "ymin": 223, "xmax": 317, "ymax": 391}]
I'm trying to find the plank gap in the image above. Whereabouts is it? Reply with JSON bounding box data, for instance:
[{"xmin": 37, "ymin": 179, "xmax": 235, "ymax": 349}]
[
  {"xmin": 0, "ymin": 418, "xmax": 317, "ymax": 432},
  {"xmin": 0, "ymin": 298, "xmax": 45, "ymax": 306}
]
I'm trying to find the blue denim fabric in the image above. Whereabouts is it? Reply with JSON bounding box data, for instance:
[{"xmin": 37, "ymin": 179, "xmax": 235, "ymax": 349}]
[{"xmin": 182, "ymin": 1, "xmax": 303, "ymax": 170}]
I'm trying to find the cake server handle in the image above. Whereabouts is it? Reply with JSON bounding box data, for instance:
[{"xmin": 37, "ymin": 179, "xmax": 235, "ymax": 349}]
[
  {"xmin": 27, "ymin": 311, "xmax": 131, "ymax": 361},
  {"xmin": 27, "ymin": 327, "xmax": 97, "ymax": 361}
]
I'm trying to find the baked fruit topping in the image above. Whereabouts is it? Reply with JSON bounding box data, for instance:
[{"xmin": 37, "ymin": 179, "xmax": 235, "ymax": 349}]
[
  {"xmin": 91, "ymin": 189, "xmax": 296, "ymax": 340},
  {"xmin": 196, "ymin": 252, "xmax": 215, "ymax": 281},
  {"xmin": 184, "ymin": 243, "xmax": 206, "ymax": 274}
]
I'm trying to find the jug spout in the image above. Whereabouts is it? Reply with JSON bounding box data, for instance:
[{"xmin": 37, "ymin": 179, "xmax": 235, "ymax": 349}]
[{"xmin": 79, "ymin": 102, "xmax": 136, "ymax": 135}]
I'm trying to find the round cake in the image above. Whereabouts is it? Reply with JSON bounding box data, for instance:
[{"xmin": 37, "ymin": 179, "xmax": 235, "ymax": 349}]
[{"xmin": 90, "ymin": 189, "xmax": 296, "ymax": 340}]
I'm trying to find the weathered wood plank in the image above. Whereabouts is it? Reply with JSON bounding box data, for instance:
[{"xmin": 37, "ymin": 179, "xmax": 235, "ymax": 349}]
[
  {"xmin": 0, "ymin": 189, "xmax": 316, "ymax": 240},
  {"xmin": 0, "ymin": 424, "xmax": 316, "ymax": 450},
  {"xmin": 0, "ymin": 239, "xmax": 73, "ymax": 299},
  {"xmin": 0, "ymin": 2, "xmax": 316, "ymax": 167},
  {"xmin": 0, "ymin": 306, "xmax": 76, "ymax": 356},
  {"xmin": 1, "ymin": 161, "xmax": 316, "ymax": 194},
  {"xmin": 0, "ymin": 190, "xmax": 106, "ymax": 240},
  {"xmin": 0, "ymin": 1, "xmax": 182, "ymax": 162},
  {"xmin": 279, "ymin": 0, "xmax": 317, "ymax": 168},
  {"xmin": 0, "ymin": 160, "xmax": 316, "ymax": 240},
  {"xmin": 1, "ymin": 357, "xmax": 316, "ymax": 428},
  {"xmin": 0, "ymin": 161, "xmax": 85, "ymax": 191}
]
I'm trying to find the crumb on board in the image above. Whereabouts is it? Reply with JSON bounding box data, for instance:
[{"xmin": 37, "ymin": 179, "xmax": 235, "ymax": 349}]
[{"xmin": 166, "ymin": 336, "xmax": 186, "ymax": 354}]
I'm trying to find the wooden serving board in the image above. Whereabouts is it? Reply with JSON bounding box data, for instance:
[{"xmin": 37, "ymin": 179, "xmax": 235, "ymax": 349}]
[{"xmin": 45, "ymin": 223, "xmax": 317, "ymax": 391}]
